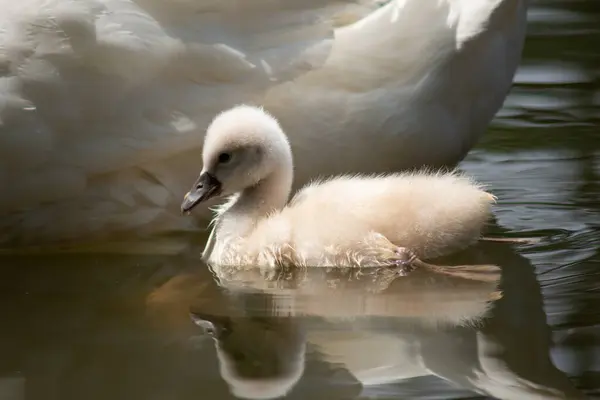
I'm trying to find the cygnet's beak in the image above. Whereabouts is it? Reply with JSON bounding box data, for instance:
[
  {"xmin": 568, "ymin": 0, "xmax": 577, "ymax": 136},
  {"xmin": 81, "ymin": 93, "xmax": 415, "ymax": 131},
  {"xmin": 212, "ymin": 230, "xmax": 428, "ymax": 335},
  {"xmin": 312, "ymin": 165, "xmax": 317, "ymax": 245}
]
[{"xmin": 181, "ymin": 172, "xmax": 222, "ymax": 214}]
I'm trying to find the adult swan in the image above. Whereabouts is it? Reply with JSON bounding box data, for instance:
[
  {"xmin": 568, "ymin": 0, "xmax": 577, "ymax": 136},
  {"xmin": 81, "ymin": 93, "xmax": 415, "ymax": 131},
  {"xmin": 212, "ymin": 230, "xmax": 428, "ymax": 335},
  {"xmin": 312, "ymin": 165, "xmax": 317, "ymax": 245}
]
[{"xmin": 0, "ymin": 0, "xmax": 528, "ymax": 246}]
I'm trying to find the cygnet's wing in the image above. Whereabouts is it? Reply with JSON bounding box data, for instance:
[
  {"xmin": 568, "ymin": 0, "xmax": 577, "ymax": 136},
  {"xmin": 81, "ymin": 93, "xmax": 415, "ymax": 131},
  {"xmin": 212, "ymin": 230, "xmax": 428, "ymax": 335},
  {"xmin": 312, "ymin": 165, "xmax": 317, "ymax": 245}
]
[
  {"xmin": 287, "ymin": 173, "xmax": 495, "ymax": 259},
  {"xmin": 0, "ymin": 0, "xmax": 378, "ymax": 244}
]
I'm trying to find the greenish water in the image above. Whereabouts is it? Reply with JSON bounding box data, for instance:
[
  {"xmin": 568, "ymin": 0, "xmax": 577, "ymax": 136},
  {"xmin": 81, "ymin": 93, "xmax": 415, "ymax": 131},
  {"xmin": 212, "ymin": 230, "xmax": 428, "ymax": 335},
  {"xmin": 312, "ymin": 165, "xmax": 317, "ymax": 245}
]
[{"xmin": 1, "ymin": 1, "xmax": 599, "ymax": 399}]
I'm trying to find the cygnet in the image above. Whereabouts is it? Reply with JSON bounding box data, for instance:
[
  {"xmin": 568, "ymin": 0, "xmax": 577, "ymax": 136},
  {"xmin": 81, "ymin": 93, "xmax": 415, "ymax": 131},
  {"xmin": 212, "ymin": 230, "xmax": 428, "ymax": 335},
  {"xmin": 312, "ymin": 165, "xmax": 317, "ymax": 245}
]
[{"xmin": 181, "ymin": 105, "xmax": 497, "ymax": 274}]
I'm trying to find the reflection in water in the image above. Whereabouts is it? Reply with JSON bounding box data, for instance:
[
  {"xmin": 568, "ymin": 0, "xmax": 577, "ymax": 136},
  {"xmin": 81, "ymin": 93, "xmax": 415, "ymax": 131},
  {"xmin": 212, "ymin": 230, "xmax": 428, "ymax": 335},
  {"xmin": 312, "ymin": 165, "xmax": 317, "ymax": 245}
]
[
  {"xmin": 185, "ymin": 261, "xmax": 501, "ymax": 399},
  {"xmin": 189, "ymin": 309, "xmax": 306, "ymax": 400},
  {"xmin": 0, "ymin": 227, "xmax": 591, "ymax": 400},
  {"xmin": 147, "ymin": 233, "xmax": 584, "ymax": 399}
]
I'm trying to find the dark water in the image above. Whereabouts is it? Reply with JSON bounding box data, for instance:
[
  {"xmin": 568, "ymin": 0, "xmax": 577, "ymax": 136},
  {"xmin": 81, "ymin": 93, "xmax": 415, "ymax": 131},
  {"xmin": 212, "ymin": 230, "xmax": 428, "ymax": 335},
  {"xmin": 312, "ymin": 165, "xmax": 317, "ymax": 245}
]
[{"xmin": 1, "ymin": 1, "xmax": 599, "ymax": 399}]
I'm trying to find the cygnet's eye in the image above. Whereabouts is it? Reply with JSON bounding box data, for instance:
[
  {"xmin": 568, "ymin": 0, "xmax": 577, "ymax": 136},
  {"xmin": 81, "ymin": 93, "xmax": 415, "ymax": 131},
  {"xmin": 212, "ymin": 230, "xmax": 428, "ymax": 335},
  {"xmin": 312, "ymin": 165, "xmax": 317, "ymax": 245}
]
[{"xmin": 218, "ymin": 152, "xmax": 232, "ymax": 164}]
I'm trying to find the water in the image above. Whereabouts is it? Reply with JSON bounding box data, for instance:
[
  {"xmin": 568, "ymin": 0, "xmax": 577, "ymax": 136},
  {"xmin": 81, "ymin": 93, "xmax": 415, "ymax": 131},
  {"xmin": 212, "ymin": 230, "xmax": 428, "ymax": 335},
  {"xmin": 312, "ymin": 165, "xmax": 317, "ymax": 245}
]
[{"xmin": 1, "ymin": 1, "xmax": 599, "ymax": 399}]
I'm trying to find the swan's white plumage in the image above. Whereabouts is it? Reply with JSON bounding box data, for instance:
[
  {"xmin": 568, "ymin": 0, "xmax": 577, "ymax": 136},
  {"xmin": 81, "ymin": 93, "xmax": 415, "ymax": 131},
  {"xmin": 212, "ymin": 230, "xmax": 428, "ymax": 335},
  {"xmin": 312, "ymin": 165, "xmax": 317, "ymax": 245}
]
[{"xmin": 0, "ymin": 0, "xmax": 528, "ymax": 246}]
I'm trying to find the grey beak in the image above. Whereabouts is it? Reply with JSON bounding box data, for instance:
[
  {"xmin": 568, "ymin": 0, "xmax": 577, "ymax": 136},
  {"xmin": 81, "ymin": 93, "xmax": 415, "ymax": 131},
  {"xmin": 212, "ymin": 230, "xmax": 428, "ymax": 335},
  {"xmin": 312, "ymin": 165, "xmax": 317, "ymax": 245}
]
[{"xmin": 181, "ymin": 172, "xmax": 222, "ymax": 214}]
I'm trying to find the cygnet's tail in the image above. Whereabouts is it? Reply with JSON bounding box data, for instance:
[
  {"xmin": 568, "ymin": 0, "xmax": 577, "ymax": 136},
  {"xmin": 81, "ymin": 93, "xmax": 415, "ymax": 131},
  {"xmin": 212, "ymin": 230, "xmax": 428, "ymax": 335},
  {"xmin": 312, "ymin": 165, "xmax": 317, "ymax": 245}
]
[{"xmin": 416, "ymin": 260, "xmax": 501, "ymax": 283}]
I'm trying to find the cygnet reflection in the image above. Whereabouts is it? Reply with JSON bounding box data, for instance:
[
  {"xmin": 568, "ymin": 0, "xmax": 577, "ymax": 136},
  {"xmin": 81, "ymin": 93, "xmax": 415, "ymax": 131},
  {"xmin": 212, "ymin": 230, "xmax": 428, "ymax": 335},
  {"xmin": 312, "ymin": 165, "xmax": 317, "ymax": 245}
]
[
  {"xmin": 190, "ymin": 310, "xmax": 306, "ymax": 400},
  {"xmin": 187, "ymin": 260, "xmax": 503, "ymax": 399}
]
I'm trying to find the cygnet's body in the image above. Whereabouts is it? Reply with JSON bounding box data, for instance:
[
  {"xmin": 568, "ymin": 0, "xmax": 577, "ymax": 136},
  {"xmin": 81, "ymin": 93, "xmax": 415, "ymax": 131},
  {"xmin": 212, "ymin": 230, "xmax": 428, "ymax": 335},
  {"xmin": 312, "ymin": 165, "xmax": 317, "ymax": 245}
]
[{"xmin": 181, "ymin": 106, "xmax": 495, "ymax": 269}]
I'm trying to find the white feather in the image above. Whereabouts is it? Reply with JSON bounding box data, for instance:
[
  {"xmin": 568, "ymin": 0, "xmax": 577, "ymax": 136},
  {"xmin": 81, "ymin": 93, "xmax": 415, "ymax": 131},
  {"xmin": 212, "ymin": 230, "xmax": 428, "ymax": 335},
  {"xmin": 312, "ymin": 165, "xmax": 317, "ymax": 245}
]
[{"xmin": 0, "ymin": 0, "xmax": 528, "ymax": 246}]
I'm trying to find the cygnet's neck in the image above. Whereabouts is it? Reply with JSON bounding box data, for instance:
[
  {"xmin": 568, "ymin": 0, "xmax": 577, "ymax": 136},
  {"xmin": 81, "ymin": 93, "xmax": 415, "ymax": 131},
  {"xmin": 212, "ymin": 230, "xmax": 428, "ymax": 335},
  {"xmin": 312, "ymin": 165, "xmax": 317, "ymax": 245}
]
[
  {"xmin": 220, "ymin": 160, "xmax": 293, "ymax": 238},
  {"xmin": 236, "ymin": 168, "xmax": 293, "ymax": 216}
]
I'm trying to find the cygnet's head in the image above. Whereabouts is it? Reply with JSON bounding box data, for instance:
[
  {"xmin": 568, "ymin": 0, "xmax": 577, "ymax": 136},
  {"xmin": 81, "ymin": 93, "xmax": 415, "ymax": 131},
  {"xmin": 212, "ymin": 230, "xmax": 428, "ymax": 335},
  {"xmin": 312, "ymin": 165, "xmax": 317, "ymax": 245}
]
[{"xmin": 181, "ymin": 105, "xmax": 292, "ymax": 213}]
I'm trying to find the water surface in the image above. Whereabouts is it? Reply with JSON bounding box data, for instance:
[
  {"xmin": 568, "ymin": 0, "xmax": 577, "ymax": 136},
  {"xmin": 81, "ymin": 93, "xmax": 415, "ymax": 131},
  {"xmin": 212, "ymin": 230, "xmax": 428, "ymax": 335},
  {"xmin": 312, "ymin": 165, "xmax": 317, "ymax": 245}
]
[{"xmin": 1, "ymin": 1, "xmax": 599, "ymax": 399}]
